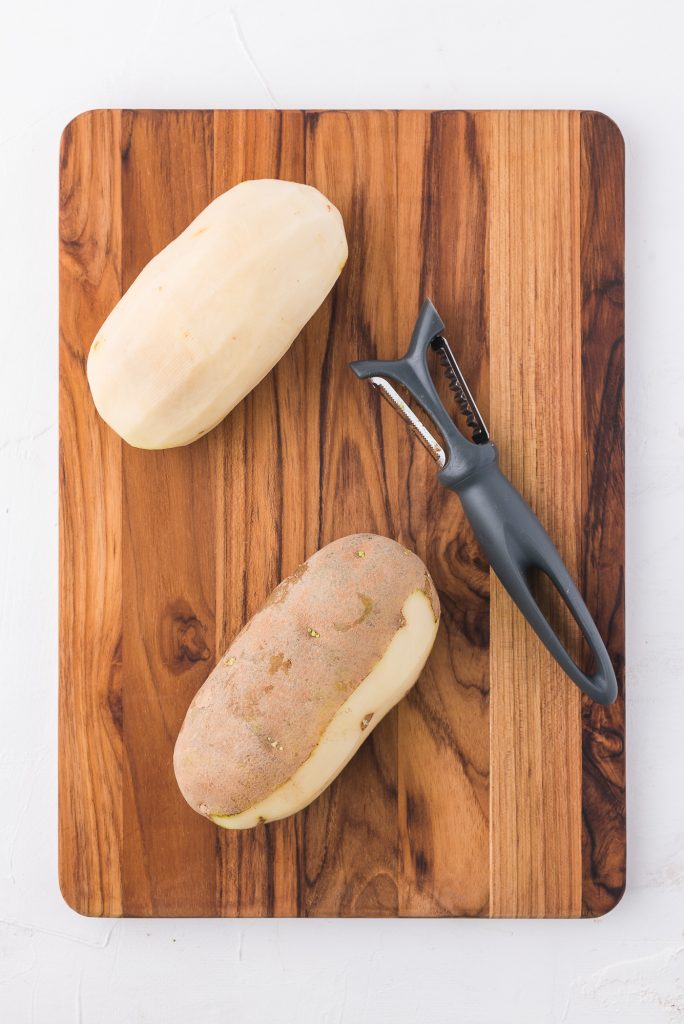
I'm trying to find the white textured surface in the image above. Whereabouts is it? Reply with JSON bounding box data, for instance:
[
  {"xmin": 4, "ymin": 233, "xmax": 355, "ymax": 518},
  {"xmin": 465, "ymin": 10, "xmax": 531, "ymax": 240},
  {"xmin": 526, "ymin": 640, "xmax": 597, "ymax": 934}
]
[{"xmin": 1, "ymin": 0, "xmax": 683, "ymax": 1020}]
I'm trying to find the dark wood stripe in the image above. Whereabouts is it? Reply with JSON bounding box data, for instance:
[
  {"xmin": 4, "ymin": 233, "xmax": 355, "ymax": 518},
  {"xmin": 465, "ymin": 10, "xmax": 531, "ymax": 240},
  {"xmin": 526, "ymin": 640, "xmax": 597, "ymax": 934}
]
[
  {"xmin": 397, "ymin": 110, "xmax": 490, "ymax": 916},
  {"xmin": 580, "ymin": 111, "xmax": 626, "ymax": 917},
  {"xmin": 211, "ymin": 110, "xmax": 304, "ymax": 917},
  {"xmin": 302, "ymin": 110, "xmax": 400, "ymax": 916}
]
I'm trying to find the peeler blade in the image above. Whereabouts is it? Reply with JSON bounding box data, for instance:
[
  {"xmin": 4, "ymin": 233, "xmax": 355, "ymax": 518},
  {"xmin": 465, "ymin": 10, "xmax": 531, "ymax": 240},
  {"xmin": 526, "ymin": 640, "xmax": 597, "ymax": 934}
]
[
  {"xmin": 430, "ymin": 335, "xmax": 489, "ymax": 445},
  {"xmin": 369, "ymin": 377, "xmax": 446, "ymax": 468},
  {"xmin": 350, "ymin": 299, "xmax": 491, "ymax": 475}
]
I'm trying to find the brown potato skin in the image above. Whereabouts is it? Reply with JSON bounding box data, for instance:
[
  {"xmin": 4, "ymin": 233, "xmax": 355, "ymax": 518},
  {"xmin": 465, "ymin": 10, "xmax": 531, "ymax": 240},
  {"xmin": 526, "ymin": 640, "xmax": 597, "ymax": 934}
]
[{"xmin": 173, "ymin": 533, "xmax": 439, "ymax": 818}]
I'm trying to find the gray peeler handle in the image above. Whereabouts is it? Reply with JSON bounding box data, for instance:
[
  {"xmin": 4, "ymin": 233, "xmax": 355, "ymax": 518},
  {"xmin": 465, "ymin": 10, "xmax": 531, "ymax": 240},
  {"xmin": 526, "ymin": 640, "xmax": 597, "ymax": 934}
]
[{"xmin": 449, "ymin": 460, "xmax": 619, "ymax": 705}]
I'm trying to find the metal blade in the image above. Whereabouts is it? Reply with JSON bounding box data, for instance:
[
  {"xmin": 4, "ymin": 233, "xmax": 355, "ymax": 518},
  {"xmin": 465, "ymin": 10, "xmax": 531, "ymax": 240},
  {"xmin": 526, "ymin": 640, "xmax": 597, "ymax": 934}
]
[
  {"xmin": 369, "ymin": 376, "xmax": 446, "ymax": 468},
  {"xmin": 431, "ymin": 336, "xmax": 489, "ymax": 444}
]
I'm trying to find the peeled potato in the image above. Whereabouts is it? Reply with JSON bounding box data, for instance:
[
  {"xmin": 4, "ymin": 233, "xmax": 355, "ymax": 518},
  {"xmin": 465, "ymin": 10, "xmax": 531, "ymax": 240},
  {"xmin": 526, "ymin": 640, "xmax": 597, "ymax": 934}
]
[
  {"xmin": 87, "ymin": 178, "xmax": 347, "ymax": 449},
  {"xmin": 174, "ymin": 534, "xmax": 440, "ymax": 828}
]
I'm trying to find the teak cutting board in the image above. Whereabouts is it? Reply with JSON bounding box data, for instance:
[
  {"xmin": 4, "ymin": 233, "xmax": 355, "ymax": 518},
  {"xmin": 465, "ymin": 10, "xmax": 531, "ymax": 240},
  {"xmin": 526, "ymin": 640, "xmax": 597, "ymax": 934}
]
[{"xmin": 59, "ymin": 109, "xmax": 625, "ymax": 918}]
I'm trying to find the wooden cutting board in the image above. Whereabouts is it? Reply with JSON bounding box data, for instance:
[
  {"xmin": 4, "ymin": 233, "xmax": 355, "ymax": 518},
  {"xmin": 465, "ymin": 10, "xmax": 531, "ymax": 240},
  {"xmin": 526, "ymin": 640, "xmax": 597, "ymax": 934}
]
[{"xmin": 59, "ymin": 109, "xmax": 625, "ymax": 918}]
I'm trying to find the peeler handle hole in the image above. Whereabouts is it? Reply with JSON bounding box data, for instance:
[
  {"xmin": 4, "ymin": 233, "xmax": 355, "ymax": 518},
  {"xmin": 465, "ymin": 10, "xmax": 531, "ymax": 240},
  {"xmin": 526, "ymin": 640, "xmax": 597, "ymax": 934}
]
[{"xmin": 526, "ymin": 566, "xmax": 597, "ymax": 678}]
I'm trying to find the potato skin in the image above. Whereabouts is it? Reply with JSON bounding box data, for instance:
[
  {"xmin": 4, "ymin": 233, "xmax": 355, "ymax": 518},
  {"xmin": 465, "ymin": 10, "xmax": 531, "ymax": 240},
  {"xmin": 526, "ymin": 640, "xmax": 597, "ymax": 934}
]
[{"xmin": 174, "ymin": 534, "xmax": 439, "ymax": 819}]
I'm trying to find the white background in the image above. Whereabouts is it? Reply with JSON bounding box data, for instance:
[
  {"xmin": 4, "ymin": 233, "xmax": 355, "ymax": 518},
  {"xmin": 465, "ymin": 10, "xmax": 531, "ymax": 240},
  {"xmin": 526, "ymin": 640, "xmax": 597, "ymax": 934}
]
[{"xmin": 1, "ymin": 0, "xmax": 683, "ymax": 1020}]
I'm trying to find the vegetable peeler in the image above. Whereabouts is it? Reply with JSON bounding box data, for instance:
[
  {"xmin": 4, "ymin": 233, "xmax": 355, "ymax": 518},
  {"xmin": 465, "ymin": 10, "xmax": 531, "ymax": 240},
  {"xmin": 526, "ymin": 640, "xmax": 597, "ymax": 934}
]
[{"xmin": 350, "ymin": 299, "xmax": 618, "ymax": 705}]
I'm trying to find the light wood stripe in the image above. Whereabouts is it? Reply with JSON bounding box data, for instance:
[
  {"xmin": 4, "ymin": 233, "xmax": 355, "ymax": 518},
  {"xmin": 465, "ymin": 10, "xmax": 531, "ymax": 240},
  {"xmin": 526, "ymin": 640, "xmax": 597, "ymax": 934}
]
[
  {"xmin": 58, "ymin": 110, "xmax": 123, "ymax": 915},
  {"xmin": 488, "ymin": 111, "xmax": 583, "ymax": 917}
]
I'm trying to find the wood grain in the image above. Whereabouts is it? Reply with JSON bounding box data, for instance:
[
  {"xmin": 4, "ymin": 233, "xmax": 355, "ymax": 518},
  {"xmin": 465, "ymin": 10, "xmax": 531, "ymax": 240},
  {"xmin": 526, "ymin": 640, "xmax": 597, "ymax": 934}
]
[
  {"xmin": 119, "ymin": 111, "xmax": 218, "ymax": 916},
  {"xmin": 488, "ymin": 112, "xmax": 583, "ymax": 917},
  {"xmin": 302, "ymin": 111, "xmax": 401, "ymax": 916},
  {"xmin": 397, "ymin": 111, "xmax": 490, "ymax": 917},
  {"xmin": 59, "ymin": 110, "xmax": 123, "ymax": 917},
  {"xmin": 579, "ymin": 112, "xmax": 626, "ymax": 915},
  {"xmin": 58, "ymin": 109, "xmax": 625, "ymax": 918},
  {"xmin": 211, "ymin": 110, "xmax": 304, "ymax": 916}
]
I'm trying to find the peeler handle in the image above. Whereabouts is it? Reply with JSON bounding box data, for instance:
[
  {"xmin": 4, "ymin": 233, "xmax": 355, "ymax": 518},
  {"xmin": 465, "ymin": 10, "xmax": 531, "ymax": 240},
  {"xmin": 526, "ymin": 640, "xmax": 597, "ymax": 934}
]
[{"xmin": 449, "ymin": 460, "xmax": 618, "ymax": 704}]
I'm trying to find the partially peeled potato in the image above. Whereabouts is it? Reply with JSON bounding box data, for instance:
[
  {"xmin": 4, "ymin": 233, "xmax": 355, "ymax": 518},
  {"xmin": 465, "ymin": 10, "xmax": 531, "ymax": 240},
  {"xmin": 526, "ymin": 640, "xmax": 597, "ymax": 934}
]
[{"xmin": 174, "ymin": 534, "xmax": 440, "ymax": 828}]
